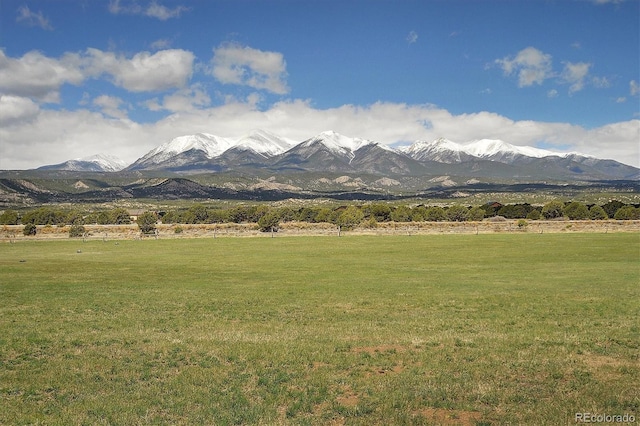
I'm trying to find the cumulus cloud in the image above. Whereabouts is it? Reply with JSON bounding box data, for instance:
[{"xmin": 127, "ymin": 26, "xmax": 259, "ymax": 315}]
[
  {"xmin": 108, "ymin": 0, "xmax": 189, "ymax": 20},
  {"xmin": 0, "ymin": 48, "xmax": 195, "ymax": 102},
  {"xmin": 631, "ymin": 80, "xmax": 640, "ymax": 96},
  {"xmin": 16, "ymin": 5, "xmax": 53, "ymax": 30},
  {"xmin": 2, "ymin": 99, "xmax": 638, "ymax": 170},
  {"xmin": 495, "ymin": 47, "xmax": 553, "ymax": 87},
  {"xmin": 86, "ymin": 48, "xmax": 195, "ymax": 92},
  {"xmin": 561, "ymin": 61, "xmax": 591, "ymax": 94},
  {"xmin": 144, "ymin": 84, "xmax": 211, "ymax": 112},
  {"xmin": 211, "ymin": 44, "xmax": 289, "ymax": 94},
  {"xmin": 93, "ymin": 95, "xmax": 128, "ymax": 119},
  {"xmin": 406, "ymin": 31, "xmax": 418, "ymax": 44},
  {"xmin": 0, "ymin": 50, "xmax": 85, "ymax": 102},
  {"xmin": 0, "ymin": 95, "xmax": 40, "ymax": 125}
]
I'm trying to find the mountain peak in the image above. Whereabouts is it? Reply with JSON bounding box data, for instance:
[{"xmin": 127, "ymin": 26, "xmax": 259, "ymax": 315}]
[
  {"xmin": 133, "ymin": 133, "xmax": 233, "ymax": 167},
  {"xmin": 235, "ymin": 129, "xmax": 295, "ymax": 156},
  {"xmin": 463, "ymin": 139, "xmax": 555, "ymax": 159},
  {"xmin": 78, "ymin": 153, "xmax": 128, "ymax": 171},
  {"xmin": 310, "ymin": 130, "xmax": 375, "ymax": 153}
]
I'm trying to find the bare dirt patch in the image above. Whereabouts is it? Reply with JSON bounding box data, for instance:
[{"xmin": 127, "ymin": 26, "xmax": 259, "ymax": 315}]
[{"xmin": 413, "ymin": 408, "xmax": 483, "ymax": 425}]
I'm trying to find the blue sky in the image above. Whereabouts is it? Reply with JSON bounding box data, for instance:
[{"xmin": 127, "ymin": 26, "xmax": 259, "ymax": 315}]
[{"xmin": 1, "ymin": 0, "xmax": 638, "ymax": 169}]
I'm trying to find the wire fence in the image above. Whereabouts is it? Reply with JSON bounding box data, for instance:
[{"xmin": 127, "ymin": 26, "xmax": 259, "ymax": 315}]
[{"xmin": 2, "ymin": 220, "xmax": 639, "ymax": 243}]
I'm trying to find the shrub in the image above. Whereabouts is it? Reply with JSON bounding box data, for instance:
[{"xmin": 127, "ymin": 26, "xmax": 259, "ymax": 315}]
[
  {"xmin": 468, "ymin": 206, "xmax": 485, "ymax": 221},
  {"xmin": 589, "ymin": 205, "xmax": 608, "ymax": 220},
  {"xmin": 137, "ymin": 211, "xmax": 158, "ymax": 234},
  {"xmin": 602, "ymin": 200, "xmax": 625, "ymax": 218},
  {"xmin": 174, "ymin": 226, "xmax": 183, "ymax": 234},
  {"xmin": 526, "ymin": 209, "xmax": 541, "ymax": 220},
  {"xmin": 337, "ymin": 206, "xmax": 364, "ymax": 230},
  {"xmin": 366, "ymin": 203, "xmax": 392, "ymax": 222},
  {"xmin": 69, "ymin": 224, "xmax": 86, "ymax": 238},
  {"xmin": 446, "ymin": 205, "xmax": 469, "ymax": 222},
  {"xmin": 613, "ymin": 205, "xmax": 640, "ymax": 220},
  {"xmin": 517, "ymin": 219, "xmax": 528, "ymax": 229},
  {"xmin": 0, "ymin": 210, "xmax": 19, "ymax": 225},
  {"xmin": 23, "ymin": 223, "xmax": 36, "ymax": 236},
  {"xmin": 390, "ymin": 205, "xmax": 412, "ymax": 222},
  {"xmin": 257, "ymin": 211, "xmax": 280, "ymax": 232},
  {"xmin": 542, "ymin": 200, "xmax": 564, "ymax": 219},
  {"xmin": 110, "ymin": 208, "xmax": 132, "ymax": 224},
  {"xmin": 424, "ymin": 206, "xmax": 446, "ymax": 222},
  {"xmin": 564, "ymin": 202, "xmax": 589, "ymax": 220}
]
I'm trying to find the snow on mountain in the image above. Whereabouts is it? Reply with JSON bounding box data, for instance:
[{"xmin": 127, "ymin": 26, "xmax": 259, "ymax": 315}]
[
  {"xmin": 299, "ymin": 130, "xmax": 378, "ymax": 163},
  {"xmin": 462, "ymin": 139, "xmax": 556, "ymax": 160},
  {"xmin": 79, "ymin": 154, "xmax": 128, "ymax": 172},
  {"xmin": 402, "ymin": 138, "xmax": 468, "ymax": 163},
  {"xmin": 234, "ymin": 129, "xmax": 295, "ymax": 157},
  {"xmin": 404, "ymin": 138, "xmax": 595, "ymax": 165},
  {"xmin": 138, "ymin": 133, "xmax": 234, "ymax": 164},
  {"xmin": 37, "ymin": 153, "xmax": 128, "ymax": 172},
  {"xmin": 123, "ymin": 130, "xmax": 635, "ymax": 179}
]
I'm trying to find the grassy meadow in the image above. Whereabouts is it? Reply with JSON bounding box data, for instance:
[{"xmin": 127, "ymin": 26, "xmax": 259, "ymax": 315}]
[{"xmin": 1, "ymin": 234, "xmax": 638, "ymax": 425}]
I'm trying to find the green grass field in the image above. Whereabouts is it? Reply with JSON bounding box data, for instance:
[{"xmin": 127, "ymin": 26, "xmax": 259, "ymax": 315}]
[{"xmin": 1, "ymin": 234, "xmax": 638, "ymax": 425}]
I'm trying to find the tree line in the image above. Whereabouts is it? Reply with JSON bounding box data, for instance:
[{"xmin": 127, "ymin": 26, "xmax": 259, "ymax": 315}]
[{"xmin": 2, "ymin": 200, "xmax": 639, "ymax": 236}]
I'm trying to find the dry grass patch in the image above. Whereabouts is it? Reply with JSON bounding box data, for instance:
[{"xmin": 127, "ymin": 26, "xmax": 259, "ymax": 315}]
[{"xmin": 413, "ymin": 408, "xmax": 483, "ymax": 425}]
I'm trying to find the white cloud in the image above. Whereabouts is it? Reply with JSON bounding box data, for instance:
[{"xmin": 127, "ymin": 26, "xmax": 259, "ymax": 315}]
[
  {"xmin": 144, "ymin": 84, "xmax": 211, "ymax": 112},
  {"xmin": 2, "ymin": 100, "xmax": 638, "ymax": 170},
  {"xmin": 93, "ymin": 95, "xmax": 128, "ymax": 119},
  {"xmin": 0, "ymin": 48, "xmax": 194, "ymax": 103},
  {"xmin": 561, "ymin": 61, "xmax": 591, "ymax": 94},
  {"xmin": 406, "ymin": 31, "xmax": 418, "ymax": 44},
  {"xmin": 0, "ymin": 95, "xmax": 40, "ymax": 125},
  {"xmin": 591, "ymin": 76, "xmax": 611, "ymax": 88},
  {"xmin": 211, "ymin": 44, "xmax": 289, "ymax": 94},
  {"xmin": 616, "ymin": 97, "xmax": 626, "ymax": 103},
  {"xmin": 146, "ymin": 1, "xmax": 189, "ymax": 20},
  {"xmin": 86, "ymin": 48, "xmax": 194, "ymax": 92},
  {"xmin": 547, "ymin": 89, "xmax": 558, "ymax": 98},
  {"xmin": 0, "ymin": 50, "xmax": 85, "ymax": 102},
  {"xmin": 16, "ymin": 5, "xmax": 53, "ymax": 30},
  {"xmin": 108, "ymin": 0, "xmax": 188, "ymax": 20},
  {"xmin": 631, "ymin": 80, "xmax": 640, "ymax": 96},
  {"xmin": 495, "ymin": 47, "xmax": 553, "ymax": 87}
]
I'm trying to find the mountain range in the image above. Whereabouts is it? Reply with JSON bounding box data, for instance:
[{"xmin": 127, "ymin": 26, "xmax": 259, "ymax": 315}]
[
  {"xmin": 37, "ymin": 154, "xmax": 128, "ymax": 172},
  {"xmin": 36, "ymin": 129, "xmax": 639, "ymax": 181}
]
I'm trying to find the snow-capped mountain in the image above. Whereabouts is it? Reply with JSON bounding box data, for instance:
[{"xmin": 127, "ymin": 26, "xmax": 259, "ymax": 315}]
[
  {"xmin": 128, "ymin": 130, "xmax": 297, "ymax": 171},
  {"xmin": 235, "ymin": 129, "xmax": 295, "ymax": 157},
  {"xmin": 36, "ymin": 129, "xmax": 639, "ymax": 180},
  {"xmin": 270, "ymin": 130, "xmax": 418, "ymax": 174},
  {"xmin": 402, "ymin": 138, "xmax": 473, "ymax": 164},
  {"xmin": 38, "ymin": 153, "xmax": 127, "ymax": 172},
  {"xmin": 295, "ymin": 130, "xmax": 378, "ymax": 163},
  {"xmin": 463, "ymin": 139, "xmax": 555, "ymax": 160},
  {"xmin": 129, "ymin": 133, "xmax": 234, "ymax": 170},
  {"xmin": 403, "ymin": 138, "xmax": 596, "ymax": 165}
]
